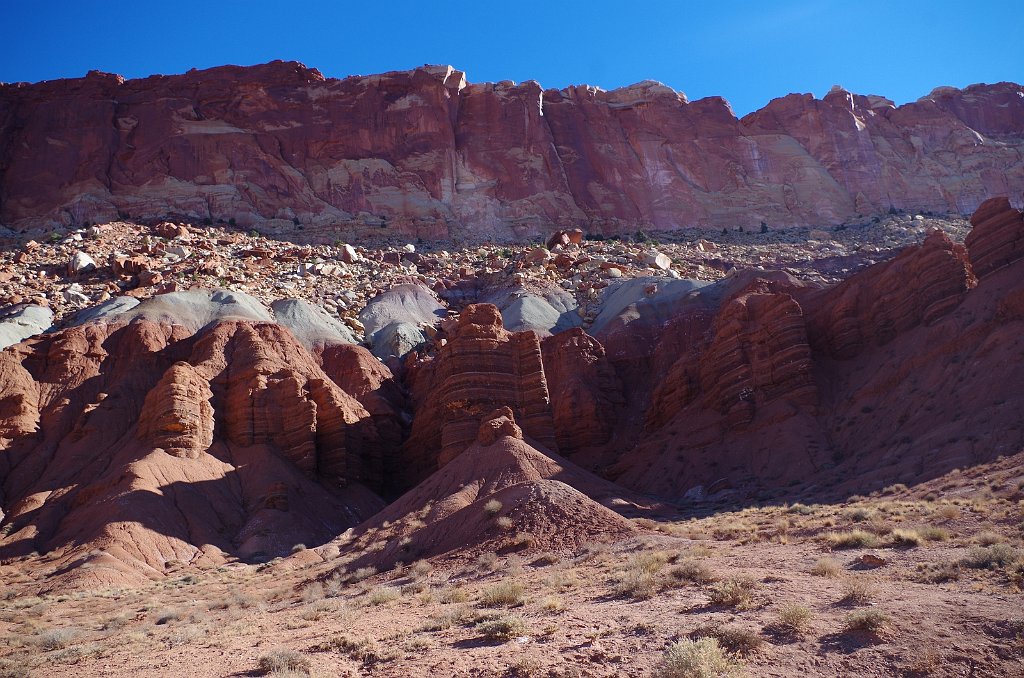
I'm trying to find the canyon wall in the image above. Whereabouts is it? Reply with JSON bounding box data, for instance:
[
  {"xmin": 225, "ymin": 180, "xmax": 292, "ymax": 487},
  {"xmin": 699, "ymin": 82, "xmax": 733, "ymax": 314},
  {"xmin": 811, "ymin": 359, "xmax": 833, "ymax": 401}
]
[{"xmin": 1, "ymin": 62, "xmax": 1021, "ymax": 240}]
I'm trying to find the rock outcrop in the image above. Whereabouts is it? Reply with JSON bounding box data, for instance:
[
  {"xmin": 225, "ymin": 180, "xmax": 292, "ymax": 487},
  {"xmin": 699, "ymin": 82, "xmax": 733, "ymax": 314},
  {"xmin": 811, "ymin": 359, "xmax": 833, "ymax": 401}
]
[
  {"xmin": 337, "ymin": 408, "xmax": 644, "ymax": 571},
  {"xmin": 401, "ymin": 304, "xmax": 557, "ymax": 485},
  {"xmin": 965, "ymin": 197, "xmax": 1024, "ymax": 279},
  {"xmin": 0, "ymin": 313, "xmax": 399, "ymax": 587},
  {"xmin": 541, "ymin": 329, "xmax": 623, "ymax": 458},
  {"xmin": 1, "ymin": 62, "xmax": 1021, "ymax": 238},
  {"xmin": 804, "ymin": 229, "xmax": 976, "ymax": 359}
]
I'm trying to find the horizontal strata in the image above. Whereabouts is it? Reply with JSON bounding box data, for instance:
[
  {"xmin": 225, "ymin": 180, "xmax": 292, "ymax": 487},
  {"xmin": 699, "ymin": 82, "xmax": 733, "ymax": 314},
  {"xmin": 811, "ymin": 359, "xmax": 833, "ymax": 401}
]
[{"xmin": 0, "ymin": 61, "xmax": 1021, "ymax": 239}]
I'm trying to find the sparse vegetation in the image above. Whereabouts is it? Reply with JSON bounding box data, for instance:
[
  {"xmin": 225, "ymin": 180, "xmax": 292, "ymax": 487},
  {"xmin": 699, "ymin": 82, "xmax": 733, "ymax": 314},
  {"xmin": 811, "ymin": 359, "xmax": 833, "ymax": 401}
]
[
  {"xmin": 654, "ymin": 637, "xmax": 738, "ymax": 678},
  {"xmin": 347, "ymin": 566, "xmax": 378, "ymax": 583},
  {"xmin": 476, "ymin": 614, "xmax": 528, "ymax": 642},
  {"xmin": 540, "ymin": 595, "xmax": 564, "ymax": 612},
  {"xmin": 916, "ymin": 560, "xmax": 961, "ymax": 583},
  {"xmin": 693, "ymin": 623, "xmax": 764, "ymax": 655},
  {"xmin": 669, "ymin": 558, "xmax": 717, "ymax": 585},
  {"xmin": 844, "ymin": 609, "xmax": 888, "ymax": 633},
  {"xmin": 479, "ymin": 580, "xmax": 525, "ymax": 607},
  {"xmin": 476, "ymin": 551, "xmax": 499, "ymax": 572},
  {"xmin": 365, "ymin": 586, "xmax": 401, "ymax": 606},
  {"xmin": 811, "ymin": 557, "xmax": 843, "ymax": 577},
  {"xmin": 839, "ymin": 578, "xmax": 874, "ymax": 605},
  {"xmin": 962, "ymin": 544, "xmax": 1019, "ymax": 569},
  {"xmin": 32, "ymin": 627, "xmax": 78, "ymax": 651},
  {"xmin": 256, "ymin": 649, "xmax": 310, "ymax": 675},
  {"xmin": 826, "ymin": 530, "xmax": 879, "ymax": 549},
  {"xmin": 774, "ymin": 604, "xmax": 813, "ymax": 636},
  {"xmin": 707, "ymin": 577, "xmax": 758, "ymax": 609},
  {"xmin": 483, "ymin": 499, "xmax": 503, "ymax": 516},
  {"xmin": 889, "ymin": 528, "xmax": 924, "ymax": 547}
]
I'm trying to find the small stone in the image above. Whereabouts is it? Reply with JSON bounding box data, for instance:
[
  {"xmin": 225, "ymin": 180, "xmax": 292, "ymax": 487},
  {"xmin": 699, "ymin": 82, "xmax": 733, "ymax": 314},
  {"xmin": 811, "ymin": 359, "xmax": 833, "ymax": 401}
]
[
  {"xmin": 524, "ymin": 247, "xmax": 551, "ymax": 266},
  {"xmin": 68, "ymin": 251, "xmax": 97, "ymax": 275},
  {"xmin": 136, "ymin": 270, "xmax": 163, "ymax": 288},
  {"xmin": 339, "ymin": 244, "xmax": 360, "ymax": 264},
  {"xmin": 165, "ymin": 245, "xmax": 192, "ymax": 260}
]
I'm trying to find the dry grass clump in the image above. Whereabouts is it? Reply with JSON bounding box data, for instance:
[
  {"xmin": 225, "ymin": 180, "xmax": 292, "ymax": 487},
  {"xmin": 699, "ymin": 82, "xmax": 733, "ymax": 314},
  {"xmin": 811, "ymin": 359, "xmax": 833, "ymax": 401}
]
[
  {"xmin": 975, "ymin": 530, "xmax": 1005, "ymax": 546},
  {"xmin": 31, "ymin": 627, "xmax": 78, "ymax": 651},
  {"xmin": 614, "ymin": 550, "xmax": 673, "ymax": 599},
  {"xmin": 438, "ymin": 586, "xmax": 470, "ymax": 604},
  {"xmin": 653, "ymin": 637, "xmax": 738, "ymax": 678},
  {"xmin": 889, "ymin": 528, "xmax": 924, "ymax": 547},
  {"xmin": 774, "ymin": 604, "xmax": 813, "ymax": 636},
  {"xmin": 838, "ymin": 578, "xmax": 874, "ymax": 605},
  {"xmin": 786, "ymin": 503, "xmax": 816, "ymax": 515},
  {"xmin": 844, "ymin": 506, "xmax": 874, "ymax": 522},
  {"xmin": 418, "ymin": 605, "xmax": 473, "ymax": 632},
  {"xmin": 0, "ymin": 657, "xmax": 30, "ymax": 678},
  {"xmin": 668, "ymin": 558, "xmax": 717, "ymax": 585},
  {"xmin": 483, "ymin": 499, "xmax": 503, "ymax": 516},
  {"xmin": 365, "ymin": 586, "xmax": 401, "ymax": 606},
  {"xmin": 300, "ymin": 582, "xmax": 324, "ymax": 603},
  {"xmin": 544, "ymin": 569, "xmax": 581, "ymax": 591},
  {"xmin": 1008, "ymin": 560, "xmax": 1024, "ymax": 588},
  {"xmin": 539, "ymin": 595, "xmax": 564, "ymax": 612},
  {"xmin": 298, "ymin": 599, "xmax": 335, "ymax": 621},
  {"xmin": 961, "ymin": 544, "xmax": 1019, "ymax": 570},
  {"xmin": 614, "ymin": 568, "xmax": 659, "ymax": 600},
  {"xmin": 476, "ymin": 551, "xmax": 499, "ymax": 572},
  {"xmin": 693, "ymin": 623, "xmax": 764, "ymax": 655},
  {"xmin": 317, "ymin": 634, "xmax": 398, "ymax": 663},
  {"xmin": 844, "ymin": 609, "xmax": 888, "ymax": 634},
  {"xmin": 154, "ymin": 608, "xmax": 183, "ymax": 625},
  {"xmin": 409, "ymin": 559, "xmax": 433, "ymax": 579},
  {"xmin": 707, "ymin": 577, "xmax": 758, "ymax": 609},
  {"xmin": 476, "ymin": 614, "xmax": 528, "ymax": 642},
  {"xmin": 495, "ymin": 516, "xmax": 514, "ymax": 530},
  {"xmin": 826, "ymin": 530, "xmax": 879, "ymax": 549},
  {"xmin": 256, "ymin": 648, "xmax": 311, "ymax": 675},
  {"xmin": 917, "ymin": 526, "xmax": 951, "ymax": 542},
  {"xmin": 209, "ymin": 590, "xmax": 259, "ymax": 610},
  {"xmin": 916, "ymin": 560, "xmax": 961, "ymax": 583},
  {"xmin": 346, "ymin": 566, "xmax": 378, "ymax": 584},
  {"xmin": 532, "ymin": 552, "xmax": 561, "ymax": 566},
  {"xmin": 810, "ymin": 557, "xmax": 843, "ymax": 577},
  {"xmin": 479, "ymin": 580, "xmax": 525, "ymax": 607},
  {"xmin": 510, "ymin": 532, "xmax": 536, "ymax": 550}
]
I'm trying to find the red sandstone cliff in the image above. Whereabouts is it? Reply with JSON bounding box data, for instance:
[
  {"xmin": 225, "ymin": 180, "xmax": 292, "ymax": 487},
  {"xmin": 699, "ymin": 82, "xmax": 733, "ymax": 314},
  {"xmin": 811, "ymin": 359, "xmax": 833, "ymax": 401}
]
[{"xmin": 1, "ymin": 62, "xmax": 1021, "ymax": 239}]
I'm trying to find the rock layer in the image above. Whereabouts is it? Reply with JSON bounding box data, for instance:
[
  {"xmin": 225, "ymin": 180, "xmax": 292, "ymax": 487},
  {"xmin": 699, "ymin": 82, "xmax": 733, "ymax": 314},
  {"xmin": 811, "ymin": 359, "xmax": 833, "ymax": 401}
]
[
  {"xmin": 965, "ymin": 197, "xmax": 1024, "ymax": 279},
  {"xmin": 1, "ymin": 62, "xmax": 1021, "ymax": 238},
  {"xmin": 0, "ymin": 315, "xmax": 398, "ymax": 587},
  {"xmin": 401, "ymin": 303, "xmax": 557, "ymax": 485}
]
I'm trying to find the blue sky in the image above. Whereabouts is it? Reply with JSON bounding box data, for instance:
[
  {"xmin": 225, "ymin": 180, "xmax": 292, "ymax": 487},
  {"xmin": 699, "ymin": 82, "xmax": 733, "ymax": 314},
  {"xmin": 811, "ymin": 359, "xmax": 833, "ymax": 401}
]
[{"xmin": 1, "ymin": 1, "xmax": 1020, "ymax": 116}]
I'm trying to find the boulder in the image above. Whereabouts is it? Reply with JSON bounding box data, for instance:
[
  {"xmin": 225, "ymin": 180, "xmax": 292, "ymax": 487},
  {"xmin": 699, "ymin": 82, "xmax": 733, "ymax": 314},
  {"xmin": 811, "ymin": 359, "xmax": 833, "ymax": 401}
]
[
  {"xmin": 0, "ymin": 304, "xmax": 53, "ymax": 349},
  {"xmin": 68, "ymin": 251, "xmax": 97, "ymax": 275}
]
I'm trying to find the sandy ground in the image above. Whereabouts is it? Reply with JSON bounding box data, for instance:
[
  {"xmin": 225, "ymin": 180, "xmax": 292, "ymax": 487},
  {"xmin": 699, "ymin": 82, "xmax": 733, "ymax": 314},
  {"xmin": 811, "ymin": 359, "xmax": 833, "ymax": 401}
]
[{"xmin": 1, "ymin": 457, "xmax": 1021, "ymax": 677}]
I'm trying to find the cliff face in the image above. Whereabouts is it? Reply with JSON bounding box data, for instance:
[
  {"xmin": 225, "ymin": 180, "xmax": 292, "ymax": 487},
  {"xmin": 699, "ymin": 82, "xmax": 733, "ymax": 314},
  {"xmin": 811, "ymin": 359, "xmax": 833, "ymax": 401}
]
[{"xmin": 1, "ymin": 62, "xmax": 1021, "ymax": 240}]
